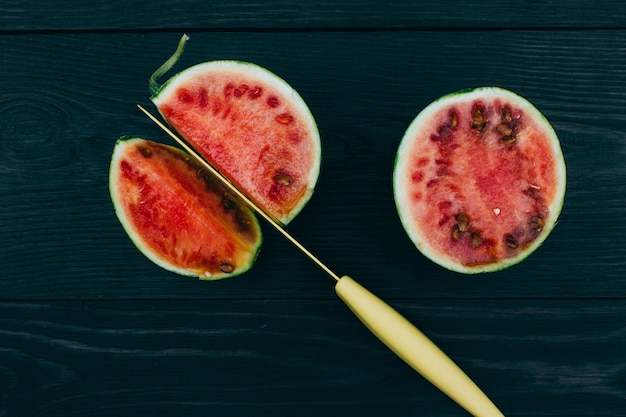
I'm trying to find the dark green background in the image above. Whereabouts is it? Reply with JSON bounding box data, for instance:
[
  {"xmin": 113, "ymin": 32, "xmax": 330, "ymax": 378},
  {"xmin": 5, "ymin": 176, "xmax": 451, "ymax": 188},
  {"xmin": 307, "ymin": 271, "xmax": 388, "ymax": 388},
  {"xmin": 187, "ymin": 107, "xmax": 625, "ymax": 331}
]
[{"xmin": 1, "ymin": 1, "xmax": 625, "ymax": 416}]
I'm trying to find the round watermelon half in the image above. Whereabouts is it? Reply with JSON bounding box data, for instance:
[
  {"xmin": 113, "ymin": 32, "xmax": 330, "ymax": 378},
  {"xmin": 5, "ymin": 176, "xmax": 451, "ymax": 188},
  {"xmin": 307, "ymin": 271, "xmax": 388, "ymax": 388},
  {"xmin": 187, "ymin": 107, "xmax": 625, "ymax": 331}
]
[
  {"xmin": 393, "ymin": 87, "xmax": 566, "ymax": 274},
  {"xmin": 149, "ymin": 35, "xmax": 321, "ymax": 225},
  {"xmin": 109, "ymin": 137, "xmax": 262, "ymax": 280}
]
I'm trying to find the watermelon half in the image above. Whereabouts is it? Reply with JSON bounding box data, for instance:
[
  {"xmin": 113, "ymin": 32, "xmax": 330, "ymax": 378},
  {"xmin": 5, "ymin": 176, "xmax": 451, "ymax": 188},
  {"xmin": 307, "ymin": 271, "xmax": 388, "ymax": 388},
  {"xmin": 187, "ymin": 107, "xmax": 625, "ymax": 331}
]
[
  {"xmin": 393, "ymin": 87, "xmax": 566, "ymax": 274},
  {"xmin": 149, "ymin": 35, "xmax": 321, "ymax": 225},
  {"xmin": 110, "ymin": 137, "xmax": 262, "ymax": 280}
]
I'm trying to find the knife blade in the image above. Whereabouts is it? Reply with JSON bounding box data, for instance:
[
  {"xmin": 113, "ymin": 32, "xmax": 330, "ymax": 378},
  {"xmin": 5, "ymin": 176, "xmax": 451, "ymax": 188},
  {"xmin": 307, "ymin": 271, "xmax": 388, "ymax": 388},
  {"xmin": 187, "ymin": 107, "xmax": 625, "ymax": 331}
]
[{"xmin": 137, "ymin": 104, "xmax": 506, "ymax": 417}]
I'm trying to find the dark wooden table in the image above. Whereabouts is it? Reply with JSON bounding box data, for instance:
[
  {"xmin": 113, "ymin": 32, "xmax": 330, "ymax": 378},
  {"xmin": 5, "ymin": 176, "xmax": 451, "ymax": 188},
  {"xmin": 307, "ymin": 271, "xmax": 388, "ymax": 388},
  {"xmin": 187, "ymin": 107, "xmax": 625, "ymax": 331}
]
[{"xmin": 2, "ymin": 1, "xmax": 625, "ymax": 416}]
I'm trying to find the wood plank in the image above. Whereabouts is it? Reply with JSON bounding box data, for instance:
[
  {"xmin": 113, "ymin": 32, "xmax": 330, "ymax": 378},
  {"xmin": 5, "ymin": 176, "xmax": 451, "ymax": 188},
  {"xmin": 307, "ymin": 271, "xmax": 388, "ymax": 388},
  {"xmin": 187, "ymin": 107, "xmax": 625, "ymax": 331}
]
[
  {"xmin": 2, "ymin": 0, "xmax": 626, "ymax": 31},
  {"xmin": 1, "ymin": 31, "xmax": 625, "ymax": 299},
  {"xmin": 2, "ymin": 4, "xmax": 624, "ymax": 417},
  {"xmin": 1, "ymin": 299, "xmax": 624, "ymax": 416}
]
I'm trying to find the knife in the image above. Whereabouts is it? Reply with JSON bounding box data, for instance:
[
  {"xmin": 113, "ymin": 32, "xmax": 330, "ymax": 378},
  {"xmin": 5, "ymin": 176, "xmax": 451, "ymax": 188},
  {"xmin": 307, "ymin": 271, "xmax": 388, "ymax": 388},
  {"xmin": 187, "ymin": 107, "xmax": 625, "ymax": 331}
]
[{"xmin": 137, "ymin": 104, "xmax": 506, "ymax": 417}]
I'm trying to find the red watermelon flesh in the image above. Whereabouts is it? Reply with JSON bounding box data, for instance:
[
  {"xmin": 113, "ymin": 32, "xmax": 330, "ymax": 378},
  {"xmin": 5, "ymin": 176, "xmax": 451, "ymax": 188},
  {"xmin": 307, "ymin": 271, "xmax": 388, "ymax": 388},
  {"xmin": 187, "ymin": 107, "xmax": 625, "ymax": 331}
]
[
  {"xmin": 110, "ymin": 138, "xmax": 262, "ymax": 280},
  {"xmin": 150, "ymin": 44, "xmax": 321, "ymax": 225},
  {"xmin": 394, "ymin": 88, "xmax": 566, "ymax": 274}
]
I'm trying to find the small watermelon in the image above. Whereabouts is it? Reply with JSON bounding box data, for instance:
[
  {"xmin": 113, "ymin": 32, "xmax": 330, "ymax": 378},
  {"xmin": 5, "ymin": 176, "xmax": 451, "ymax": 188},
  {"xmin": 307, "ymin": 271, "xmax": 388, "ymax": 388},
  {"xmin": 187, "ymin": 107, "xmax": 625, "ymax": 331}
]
[
  {"xmin": 393, "ymin": 87, "xmax": 566, "ymax": 274},
  {"xmin": 109, "ymin": 137, "xmax": 262, "ymax": 280},
  {"xmin": 149, "ymin": 35, "xmax": 321, "ymax": 225}
]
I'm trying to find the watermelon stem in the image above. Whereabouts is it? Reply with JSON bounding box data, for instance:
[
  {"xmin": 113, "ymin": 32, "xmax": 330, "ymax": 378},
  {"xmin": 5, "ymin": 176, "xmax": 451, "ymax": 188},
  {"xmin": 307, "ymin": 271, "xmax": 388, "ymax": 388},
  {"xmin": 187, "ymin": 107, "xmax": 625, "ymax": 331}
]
[{"xmin": 149, "ymin": 34, "xmax": 190, "ymax": 97}]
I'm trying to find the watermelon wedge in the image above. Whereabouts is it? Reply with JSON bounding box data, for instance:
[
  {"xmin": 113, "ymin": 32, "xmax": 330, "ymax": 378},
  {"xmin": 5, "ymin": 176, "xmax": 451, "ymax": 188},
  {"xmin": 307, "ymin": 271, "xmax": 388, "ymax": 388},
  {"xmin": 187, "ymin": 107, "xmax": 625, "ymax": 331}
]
[
  {"xmin": 393, "ymin": 87, "xmax": 566, "ymax": 274},
  {"xmin": 109, "ymin": 137, "xmax": 262, "ymax": 280},
  {"xmin": 149, "ymin": 35, "xmax": 321, "ymax": 225}
]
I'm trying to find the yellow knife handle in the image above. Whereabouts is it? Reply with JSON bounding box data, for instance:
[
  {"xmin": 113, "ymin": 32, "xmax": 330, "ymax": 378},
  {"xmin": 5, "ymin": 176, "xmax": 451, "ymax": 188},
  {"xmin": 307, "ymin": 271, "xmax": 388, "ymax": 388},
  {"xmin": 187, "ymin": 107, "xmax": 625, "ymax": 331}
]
[{"xmin": 335, "ymin": 276, "xmax": 505, "ymax": 417}]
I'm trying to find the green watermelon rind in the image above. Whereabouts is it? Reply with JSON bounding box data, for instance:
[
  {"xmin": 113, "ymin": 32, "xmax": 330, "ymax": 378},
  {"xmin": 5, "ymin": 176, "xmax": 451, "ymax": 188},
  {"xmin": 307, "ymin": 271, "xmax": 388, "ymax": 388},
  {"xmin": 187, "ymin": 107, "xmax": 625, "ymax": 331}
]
[
  {"xmin": 393, "ymin": 87, "xmax": 566, "ymax": 274},
  {"xmin": 151, "ymin": 59, "xmax": 322, "ymax": 226},
  {"xmin": 148, "ymin": 34, "xmax": 190, "ymax": 97},
  {"xmin": 109, "ymin": 137, "xmax": 263, "ymax": 280}
]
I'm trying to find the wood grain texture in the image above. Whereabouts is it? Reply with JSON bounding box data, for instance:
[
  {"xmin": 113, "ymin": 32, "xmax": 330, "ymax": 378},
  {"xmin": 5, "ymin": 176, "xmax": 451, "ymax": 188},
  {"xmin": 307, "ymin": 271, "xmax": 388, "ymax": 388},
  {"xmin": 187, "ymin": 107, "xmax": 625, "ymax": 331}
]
[
  {"xmin": 1, "ymin": 300, "xmax": 624, "ymax": 417},
  {"xmin": 1, "ymin": 1, "xmax": 626, "ymax": 416},
  {"xmin": 2, "ymin": 0, "xmax": 626, "ymax": 30},
  {"xmin": 1, "ymin": 31, "xmax": 626, "ymax": 299}
]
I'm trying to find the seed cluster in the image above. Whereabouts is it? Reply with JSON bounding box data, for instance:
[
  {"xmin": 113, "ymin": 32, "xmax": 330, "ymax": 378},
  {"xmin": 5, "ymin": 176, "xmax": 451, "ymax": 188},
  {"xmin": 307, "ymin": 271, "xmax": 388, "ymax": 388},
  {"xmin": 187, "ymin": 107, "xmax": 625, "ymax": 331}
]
[
  {"xmin": 497, "ymin": 106, "xmax": 520, "ymax": 145},
  {"xmin": 220, "ymin": 262, "xmax": 235, "ymax": 273},
  {"xmin": 471, "ymin": 104, "xmax": 487, "ymax": 133},
  {"xmin": 451, "ymin": 213, "xmax": 483, "ymax": 249},
  {"xmin": 137, "ymin": 146, "xmax": 153, "ymax": 158},
  {"xmin": 451, "ymin": 210, "xmax": 546, "ymax": 253},
  {"xmin": 438, "ymin": 102, "xmax": 548, "ymax": 255},
  {"xmin": 274, "ymin": 172, "xmax": 292, "ymax": 186},
  {"xmin": 470, "ymin": 103, "xmax": 521, "ymax": 146}
]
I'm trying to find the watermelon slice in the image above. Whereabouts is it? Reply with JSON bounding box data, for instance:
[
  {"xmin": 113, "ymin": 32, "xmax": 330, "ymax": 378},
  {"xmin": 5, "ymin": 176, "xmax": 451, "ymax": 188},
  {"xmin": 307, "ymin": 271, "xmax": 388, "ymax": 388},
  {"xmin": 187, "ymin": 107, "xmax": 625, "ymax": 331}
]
[
  {"xmin": 109, "ymin": 137, "xmax": 262, "ymax": 280},
  {"xmin": 393, "ymin": 87, "xmax": 566, "ymax": 274},
  {"xmin": 149, "ymin": 35, "xmax": 321, "ymax": 225}
]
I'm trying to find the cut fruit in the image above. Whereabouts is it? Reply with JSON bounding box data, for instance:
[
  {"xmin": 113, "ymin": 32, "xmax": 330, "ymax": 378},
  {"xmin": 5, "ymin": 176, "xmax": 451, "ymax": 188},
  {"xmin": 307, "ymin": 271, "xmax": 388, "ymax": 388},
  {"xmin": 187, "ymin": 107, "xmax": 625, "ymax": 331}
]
[
  {"xmin": 149, "ymin": 35, "xmax": 321, "ymax": 225},
  {"xmin": 393, "ymin": 87, "xmax": 566, "ymax": 274},
  {"xmin": 109, "ymin": 137, "xmax": 262, "ymax": 280}
]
